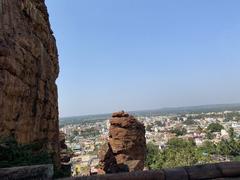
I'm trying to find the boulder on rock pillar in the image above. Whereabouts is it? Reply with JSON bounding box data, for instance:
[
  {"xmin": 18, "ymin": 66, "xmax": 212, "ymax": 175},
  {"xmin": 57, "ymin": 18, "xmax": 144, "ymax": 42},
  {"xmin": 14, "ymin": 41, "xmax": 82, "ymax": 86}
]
[{"xmin": 99, "ymin": 111, "xmax": 146, "ymax": 173}]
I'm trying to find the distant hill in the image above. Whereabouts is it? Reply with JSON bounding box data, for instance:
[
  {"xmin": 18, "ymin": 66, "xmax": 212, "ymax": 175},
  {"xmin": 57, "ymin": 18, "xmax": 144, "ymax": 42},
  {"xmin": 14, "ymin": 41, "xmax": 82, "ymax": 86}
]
[
  {"xmin": 60, "ymin": 103, "xmax": 240, "ymax": 126},
  {"xmin": 132, "ymin": 103, "xmax": 240, "ymax": 117},
  {"xmin": 59, "ymin": 113, "xmax": 111, "ymax": 127}
]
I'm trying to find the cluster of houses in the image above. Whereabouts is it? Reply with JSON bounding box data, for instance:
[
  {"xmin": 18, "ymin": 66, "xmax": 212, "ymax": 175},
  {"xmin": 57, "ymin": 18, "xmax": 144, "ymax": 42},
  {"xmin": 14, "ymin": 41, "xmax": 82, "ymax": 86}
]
[{"xmin": 60, "ymin": 110, "xmax": 240, "ymax": 176}]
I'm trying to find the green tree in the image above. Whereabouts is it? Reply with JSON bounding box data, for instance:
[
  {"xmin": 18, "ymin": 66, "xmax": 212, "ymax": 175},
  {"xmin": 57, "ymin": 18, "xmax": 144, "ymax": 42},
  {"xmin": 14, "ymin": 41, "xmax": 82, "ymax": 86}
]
[
  {"xmin": 207, "ymin": 123, "xmax": 224, "ymax": 133},
  {"xmin": 200, "ymin": 141, "xmax": 217, "ymax": 155},
  {"xmin": 146, "ymin": 125, "xmax": 153, "ymax": 132},
  {"xmin": 197, "ymin": 126, "xmax": 203, "ymax": 133},
  {"xmin": 73, "ymin": 130, "xmax": 79, "ymax": 136},
  {"xmin": 145, "ymin": 139, "xmax": 212, "ymax": 170},
  {"xmin": 216, "ymin": 139, "xmax": 240, "ymax": 156},
  {"xmin": 206, "ymin": 131, "xmax": 214, "ymax": 140},
  {"xmin": 228, "ymin": 127, "xmax": 236, "ymax": 140},
  {"xmin": 155, "ymin": 121, "xmax": 164, "ymax": 127},
  {"xmin": 183, "ymin": 119, "xmax": 195, "ymax": 125},
  {"xmin": 145, "ymin": 142, "xmax": 163, "ymax": 169},
  {"xmin": 170, "ymin": 127, "xmax": 187, "ymax": 136}
]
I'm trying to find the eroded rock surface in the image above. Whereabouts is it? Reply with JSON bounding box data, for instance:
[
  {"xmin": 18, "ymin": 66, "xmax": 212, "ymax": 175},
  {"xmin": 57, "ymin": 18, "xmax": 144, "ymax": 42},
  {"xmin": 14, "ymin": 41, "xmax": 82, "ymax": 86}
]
[
  {"xmin": 98, "ymin": 142, "xmax": 120, "ymax": 174},
  {"xmin": 99, "ymin": 111, "xmax": 146, "ymax": 173},
  {"xmin": 0, "ymin": 0, "xmax": 59, "ymax": 166},
  {"xmin": 59, "ymin": 132, "xmax": 72, "ymax": 176}
]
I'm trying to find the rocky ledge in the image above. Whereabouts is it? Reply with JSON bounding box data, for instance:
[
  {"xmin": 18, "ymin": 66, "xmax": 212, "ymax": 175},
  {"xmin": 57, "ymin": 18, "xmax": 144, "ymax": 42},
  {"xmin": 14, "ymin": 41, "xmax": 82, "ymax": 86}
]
[
  {"xmin": 0, "ymin": 164, "xmax": 53, "ymax": 180},
  {"xmin": 63, "ymin": 162, "xmax": 240, "ymax": 180}
]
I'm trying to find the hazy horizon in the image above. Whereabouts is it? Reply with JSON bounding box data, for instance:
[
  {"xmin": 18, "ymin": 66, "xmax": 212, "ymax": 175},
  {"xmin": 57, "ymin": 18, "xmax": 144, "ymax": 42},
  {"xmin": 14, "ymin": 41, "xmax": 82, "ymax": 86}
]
[
  {"xmin": 46, "ymin": 1, "xmax": 240, "ymax": 117},
  {"xmin": 60, "ymin": 102, "xmax": 240, "ymax": 118}
]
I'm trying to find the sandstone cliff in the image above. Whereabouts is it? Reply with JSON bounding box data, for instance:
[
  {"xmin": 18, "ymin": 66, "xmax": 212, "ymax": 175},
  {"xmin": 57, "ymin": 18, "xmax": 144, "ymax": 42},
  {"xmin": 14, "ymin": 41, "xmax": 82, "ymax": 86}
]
[
  {"xmin": 99, "ymin": 111, "xmax": 146, "ymax": 173},
  {"xmin": 0, "ymin": 0, "xmax": 59, "ymax": 166}
]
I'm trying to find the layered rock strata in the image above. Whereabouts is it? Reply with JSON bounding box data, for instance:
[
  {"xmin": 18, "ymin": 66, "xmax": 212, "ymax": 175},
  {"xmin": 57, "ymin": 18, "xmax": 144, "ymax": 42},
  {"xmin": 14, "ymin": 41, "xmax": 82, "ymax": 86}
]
[
  {"xmin": 99, "ymin": 111, "xmax": 146, "ymax": 173},
  {"xmin": 0, "ymin": 0, "xmax": 59, "ymax": 166}
]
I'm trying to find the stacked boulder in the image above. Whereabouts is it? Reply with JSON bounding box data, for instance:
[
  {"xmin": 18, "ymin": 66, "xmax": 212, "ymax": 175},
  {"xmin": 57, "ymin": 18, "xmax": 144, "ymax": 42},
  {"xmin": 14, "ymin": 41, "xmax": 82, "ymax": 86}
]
[{"xmin": 99, "ymin": 111, "xmax": 146, "ymax": 173}]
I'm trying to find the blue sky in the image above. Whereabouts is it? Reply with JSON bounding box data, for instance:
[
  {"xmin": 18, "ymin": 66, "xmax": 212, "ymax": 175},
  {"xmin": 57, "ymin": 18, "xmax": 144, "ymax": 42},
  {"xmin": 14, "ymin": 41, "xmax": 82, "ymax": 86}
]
[{"xmin": 45, "ymin": 0, "xmax": 240, "ymax": 117}]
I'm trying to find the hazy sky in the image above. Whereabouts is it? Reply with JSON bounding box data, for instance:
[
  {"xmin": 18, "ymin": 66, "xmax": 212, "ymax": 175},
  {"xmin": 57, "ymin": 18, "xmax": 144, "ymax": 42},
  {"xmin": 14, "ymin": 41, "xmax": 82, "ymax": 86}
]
[{"xmin": 45, "ymin": 0, "xmax": 240, "ymax": 117}]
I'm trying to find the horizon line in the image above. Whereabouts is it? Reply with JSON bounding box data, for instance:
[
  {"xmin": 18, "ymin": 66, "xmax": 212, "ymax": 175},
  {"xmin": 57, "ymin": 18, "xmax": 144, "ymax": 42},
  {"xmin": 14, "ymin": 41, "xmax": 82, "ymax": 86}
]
[{"xmin": 59, "ymin": 102, "xmax": 240, "ymax": 119}]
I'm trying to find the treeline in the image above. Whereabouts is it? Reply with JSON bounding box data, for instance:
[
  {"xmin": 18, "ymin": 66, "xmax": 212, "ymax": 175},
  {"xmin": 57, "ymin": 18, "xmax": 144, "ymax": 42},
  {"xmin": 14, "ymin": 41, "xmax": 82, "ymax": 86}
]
[{"xmin": 145, "ymin": 137, "xmax": 240, "ymax": 170}]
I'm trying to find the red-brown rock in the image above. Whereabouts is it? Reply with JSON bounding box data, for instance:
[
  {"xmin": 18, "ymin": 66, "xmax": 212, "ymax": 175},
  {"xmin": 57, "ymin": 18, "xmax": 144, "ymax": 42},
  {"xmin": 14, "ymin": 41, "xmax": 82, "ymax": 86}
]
[
  {"xmin": 0, "ymin": 0, "xmax": 60, "ymax": 167},
  {"xmin": 99, "ymin": 111, "xmax": 146, "ymax": 173},
  {"xmin": 112, "ymin": 111, "xmax": 130, "ymax": 118},
  {"xmin": 98, "ymin": 143, "xmax": 120, "ymax": 173}
]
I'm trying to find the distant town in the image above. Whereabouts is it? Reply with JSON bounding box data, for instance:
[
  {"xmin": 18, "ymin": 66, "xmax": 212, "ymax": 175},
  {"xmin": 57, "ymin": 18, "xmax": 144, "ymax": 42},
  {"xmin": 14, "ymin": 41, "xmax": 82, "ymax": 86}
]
[{"xmin": 60, "ymin": 104, "xmax": 240, "ymax": 176}]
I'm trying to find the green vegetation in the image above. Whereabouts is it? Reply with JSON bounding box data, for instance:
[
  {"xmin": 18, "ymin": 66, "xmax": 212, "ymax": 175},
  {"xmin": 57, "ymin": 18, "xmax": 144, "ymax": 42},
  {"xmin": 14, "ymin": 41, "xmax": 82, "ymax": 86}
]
[
  {"xmin": 206, "ymin": 131, "xmax": 214, "ymax": 140},
  {"xmin": 69, "ymin": 127, "xmax": 100, "ymax": 142},
  {"xmin": 200, "ymin": 138, "xmax": 240, "ymax": 157},
  {"xmin": 146, "ymin": 136, "xmax": 240, "ymax": 170},
  {"xmin": 207, "ymin": 123, "xmax": 224, "ymax": 133},
  {"xmin": 145, "ymin": 139, "xmax": 212, "ymax": 170},
  {"xmin": 80, "ymin": 127, "xmax": 100, "ymax": 138},
  {"xmin": 170, "ymin": 127, "xmax": 187, "ymax": 136},
  {"xmin": 228, "ymin": 127, "xmax": 236, "ymax": 140},
  {"xmin": 0, "ymin": 137, "xmax": 52, "ymax": 168},
  {"xmin": 200, "ymin": 128, "xmax": 240, "ymax": 157},
  {"xmin": 0, "ymin": 137, "xmax": 72, "ymax": 178},
  {"xmin": 197, "ymin": 126, "xmax": 203, "ymax": 133},
  {"xmin": 224, "ymin": 112, "xmax": 240, "ymax": 122},
  {"xmin": 155, "ymin": 121, "xmax": 164, "ymax": 127},
  {"xmin": 145, "ymin": 142, "xmax": 162, "ymax": 169},
  {"xmin": 146, "ymin": 125, "xmax": 153, "ymax": 132},
  {"xmin": 73, "ymin": 129, "xmax": 79, "ymax": 136},
  {"xmin": 183, "ymin": 118, "xmax": 196, "ymax": 125},
  {"xmin": 204, "ymin": 122, "xmax": 224, "ymax": 140},
  {"xmin": 60, "ymin": 114, "xmax": 110, "ymax": 126}
]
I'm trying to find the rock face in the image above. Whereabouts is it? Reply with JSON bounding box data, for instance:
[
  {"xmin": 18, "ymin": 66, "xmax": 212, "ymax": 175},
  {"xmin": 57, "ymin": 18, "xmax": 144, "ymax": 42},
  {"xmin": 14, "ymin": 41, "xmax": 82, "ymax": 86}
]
[
  {"xmin": 59, "ymin": 132, "xmax": 72, "ymax": 176},
  {"xmin": 99, "ymin": 111, "xmax": 146, "ymax": 173},
  {"xmin": 0, "ymin": 0, "xmax": 59, "ymax": 166},
  {"xmin": 98, "ymin": 143, "xmax": 119, "ymax": 174},
  {"xmin": 59, "ymin": 132, "xmax": 73, "ymax": 164}
]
